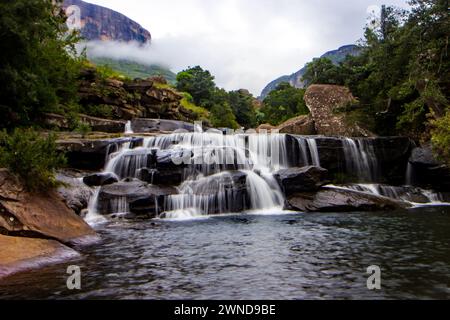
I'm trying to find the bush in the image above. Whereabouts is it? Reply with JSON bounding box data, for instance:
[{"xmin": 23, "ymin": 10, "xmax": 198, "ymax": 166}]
[
  {"xmin": 0, "ymin": 128, "xmax": 66, "ymax": 192},
  {"xmin": 180, "ymin": 96, "xmax": 210, "ymax": 121},
  {"xmin": 74, "ymin": 122, "xmax": 92, "ymax": 138},
  {"xmin": 431, "ymin": 110, "xmax": 450, "ymax": 166}
]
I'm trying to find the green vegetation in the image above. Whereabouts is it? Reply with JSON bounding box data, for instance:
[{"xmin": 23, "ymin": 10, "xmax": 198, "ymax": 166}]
[
  {"xmin": 0, "ymin": 0, "xmax": 82, "ymax": 129},
  {"xmin": 176, "ymin": 66, "xmax": 217, "ymax": 107},
  {"xmin": 0, "ymin": 129, "xmax": 66, "ymax": 191},
  {"xmin": 175, "ymin": 66, "xmax": 251, "ymax": 129},
  {"xmin": 180, "ymin": 93, "xmax": 210, "ymax": 122},
  {"xmin": 303, "ymin": 58, "xmax": 344, "ymax": 85},
  {"xmin": 90, "ymin": 57, "xmax": 176, "ymax": 84},
  {"xmin": 228, "ymin": 90, "xmax": 258, "ymax": 128},
  {"xmin": 261, "ymin": 82, "xmax": 309, "ymax": 126},
  {"xmin": 301, "ymin": 0, "xmax": 449, "ymax": 160},
  {"xmin": 431, "ymin": 109, "xmax": 450, "ymax": 165}
]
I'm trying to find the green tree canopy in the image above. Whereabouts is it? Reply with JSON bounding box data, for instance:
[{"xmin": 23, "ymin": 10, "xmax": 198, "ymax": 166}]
[
  {"xmin": 0, "ymin": 0, "xmax": 82, "ymax": 129},
  {"xmin": 302, "ymin": 58, "xmax": 343, "ymax": 85},
  {"xmin": 261, "ymin": 82, "xmax": 309, "ymax": 126},
  {"xmin": 227, "ymin": 90, "xmax": 257, "ymax": 129},
  {"xmin": 176, "ymin": 66, "xmax": 216, "ymax": 108}
]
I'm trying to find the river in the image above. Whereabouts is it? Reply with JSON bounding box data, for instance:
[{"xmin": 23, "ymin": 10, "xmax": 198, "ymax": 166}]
[{"xmin": 1, "ymin": 206, "xmax": 449, "ymax": 300}]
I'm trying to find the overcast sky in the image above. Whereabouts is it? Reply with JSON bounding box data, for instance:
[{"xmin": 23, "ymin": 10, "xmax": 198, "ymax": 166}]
[{"xmin": 86, "ymin": 0, "xmax": 409, "ymax": 95}]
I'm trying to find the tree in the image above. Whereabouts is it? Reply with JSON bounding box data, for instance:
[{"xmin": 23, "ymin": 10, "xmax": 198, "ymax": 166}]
[
  {"xmin": 302, "ymin": 58, "xmax": 344, "ymax": 85},
  {"xmin": 261, "ymin": 82, "xmax": 309, "ymax": 126},
  {"xmin": 176, "ymin": 66, "xmax": 216, "ymax": 108},
  {"xmin": 227, "ymin": 90, "xmax": 257, "ymax": 128},
  {"xmin": 0, "ymin": 0, "xmax": 82, "ymax": 129},
  {"xmin": 208, "ymin": 88, "xmax": 240, "ymax": 129}
]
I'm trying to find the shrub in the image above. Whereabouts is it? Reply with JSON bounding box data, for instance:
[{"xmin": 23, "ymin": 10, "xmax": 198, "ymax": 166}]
[
  {"xmin": 0, "ymin": 128, "xmax": 66, "ymax": 192},
  {"xmin": 431, "ymin": 110, "xmax": 450, "ymax": 166},
  {"xmin": 180, "ymin": 96, "xmax": 210, "ymax": 121},
  {"xmin": 74, "ymin": 123, "xmax": 92, "ymax": 138}
]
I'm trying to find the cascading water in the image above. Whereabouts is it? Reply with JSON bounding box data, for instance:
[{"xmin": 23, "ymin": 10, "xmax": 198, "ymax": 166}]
[
  {"xmin": 295, "ymin": 137, "xmax": 321, "ymax": 167},
  {"xmin": 329, "ymin": 183, "xmax": 450, "ymax": 206},
  {"xmin": 125, "ymin": 121, "xmax": 133, "ymax": 134},
  {"xmin": 86, "ymin": 131, "xmax": 449, "ymax": 221},
  {"xmin": 89, "ymin": 130, "xmax": 288, "ymax": 219},
  {"xmin": 342, "ymin": 138, "xmax": 378, "ymax": 182}
]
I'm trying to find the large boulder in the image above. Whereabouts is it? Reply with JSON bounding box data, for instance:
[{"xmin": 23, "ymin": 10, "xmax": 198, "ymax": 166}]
[
  {"xmin": 274, "ymin": 166, "xmax": 329, "ymax": 195},
  {"xmin": 277, "ymin": 115, "xmax": 316, "ymax": 135},
  {"xmin": 304, "ymin": 85, "xmax": 374, "ymax": 137},
  {"xmin": 97, "ymin": 180, "xmax": 178, "ymax": 217},
  {"xmin": 0, "ymin": 170, "xmax": 97, "ymax": 245},
  {"xmin": 287, "ymin": 186, "xmax": 409, "ymax": 212},
  {"xmin": 408, "ymin": 145, "xmax": 450, "ymax": 191},
  {"xmin": 0, "ymin": 235, "xmax": 79, "ymax": 279}
]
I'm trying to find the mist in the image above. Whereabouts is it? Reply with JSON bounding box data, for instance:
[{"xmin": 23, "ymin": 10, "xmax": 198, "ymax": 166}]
[{"xmin": 85, "ymin": 0, "xmax": 410, "ymax": 96}]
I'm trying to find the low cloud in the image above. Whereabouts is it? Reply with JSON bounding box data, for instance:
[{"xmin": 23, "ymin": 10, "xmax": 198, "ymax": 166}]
[{"xmin": 85, "ymin": 0, "xmax": 410, "ymax": 96}]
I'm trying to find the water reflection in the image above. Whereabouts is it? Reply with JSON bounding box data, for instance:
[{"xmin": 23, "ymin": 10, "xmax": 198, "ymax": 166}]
[{"xmin": 1, "ymin": 207, "xmax": 450, "ymax": 300}]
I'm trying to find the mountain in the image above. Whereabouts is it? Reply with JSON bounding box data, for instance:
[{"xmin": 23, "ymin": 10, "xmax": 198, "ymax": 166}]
[
  {"xmin": 63, "ymin": 1, "xmax": 176, "ymax": 82},
  {"xmin": 63, "ymin": 0, "xmax": 151, "ymax": 43},
  {"xmin": 90, "ymin": 57, "xmax": 177, "ymax": 84},
  {"xmin": 260, "ymin": 45, "xmax": 361, "ymax": 99}
]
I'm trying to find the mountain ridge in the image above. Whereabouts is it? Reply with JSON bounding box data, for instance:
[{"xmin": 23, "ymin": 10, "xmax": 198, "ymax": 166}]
[
  {"xmin": 259, "ymin": 45, "xmax": 361, "ymax": 99},
  {"xmin": 63, "ymin": 0, "xmax": 151, "ymax": 43}
]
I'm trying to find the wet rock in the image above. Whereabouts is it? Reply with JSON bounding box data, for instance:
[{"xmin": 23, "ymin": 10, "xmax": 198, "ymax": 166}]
[
  {"xmin": 56, "ymin": 170, "xmax": 93, "ymax": 215},
  {"xmin": 285, "ymin": 135, "xmax": 413, "ymax": 185},
  {"xmin": 0, "ymin": 234, "xmax": 79, "ymax": 279},
  {"xmin": 274, "ymin": 166, "xmax": 329, "ymax": 195},
  {"xmin": 408, "ymin": 145, "xmax": 450, "ymax": 191},
  {"xmin": 58, "ymin": 137, "xmax": 143, "ymax": 170},
  {"xmin": 97, "ymin": 180, "xmax": 178, "ymax": 217},
  {"xmin": 131, "ymin": 118, "xmax": 196, "ymax": 133},
  {"xmin": 139, "ymin": 168, "xmax": 184, "ymax": 186},
  {"xmin": 0, "ymin": 169, "xmax": 97, "ymax": 245},
  {"xmin": 287, "ymin": 186, "xmax": 409, "ymax": 212},
  {"xmin": 83, "ymin": 172, "xmax": 119, "ymax": 187}
]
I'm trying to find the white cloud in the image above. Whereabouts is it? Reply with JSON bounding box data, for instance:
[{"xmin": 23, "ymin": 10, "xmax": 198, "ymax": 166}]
[{"xmin": 84, "ymin": 0, "xmax": 410, "ymax": 95}]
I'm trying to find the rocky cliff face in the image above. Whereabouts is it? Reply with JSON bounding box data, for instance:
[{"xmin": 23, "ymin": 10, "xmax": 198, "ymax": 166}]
[
  {"xmin": 63, "ymin": 0, "xmax": 151, "ymax": 43},
  {"xmin": 260, "ymin": 45, "xmax": 361, "ymax": 99},
  {"xmin": 304, "ymin": 84, "xmax": 374, "ymax": 137}
]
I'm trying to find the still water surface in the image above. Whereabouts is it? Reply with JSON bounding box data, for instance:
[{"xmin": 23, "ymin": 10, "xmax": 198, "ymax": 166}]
[{"xmin": 1, "ymin": 206, "xmax": 450, "ymax": 299}]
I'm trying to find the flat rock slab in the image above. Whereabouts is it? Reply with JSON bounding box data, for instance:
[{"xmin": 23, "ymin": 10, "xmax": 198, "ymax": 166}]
[
  {"xmin": 288, "ymin": 186, "xmax": 410, "ymax": 212},
  {"xmin": 0, "ymin": 234, "xmax": 79, "ymax": 279}
]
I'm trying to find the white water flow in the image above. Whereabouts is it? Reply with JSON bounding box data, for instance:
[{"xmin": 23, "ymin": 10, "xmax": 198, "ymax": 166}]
[
  {"xmin": 125, "ymin": 121, "xmax": 133, "ymax": 134},
  {"xmin": 295, "ymin": 137, "xmax": 321, "ymax": 167},
  {"xmin": 85, "ymin": 188, "xmax": 107, "ymax": 226},
  {"xmin": 342, "ymin": 138, "xmax": 378, "ymax": 182},
  {"xmin": 92, "ymin": 131, "xmax": 289, "ymax": 218},
  {"xmin": 329, "ymin": 183, "xmax": 450, "ymax": 206}
]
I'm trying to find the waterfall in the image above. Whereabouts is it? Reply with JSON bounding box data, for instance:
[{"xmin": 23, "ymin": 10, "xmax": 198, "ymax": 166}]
[
  {"xmin": 329, "ymin": 183, "xmax": 449, "ymax": 206},
  {"xmin": 85, "ymin": 188, "xmax": 107, "ymax": 226},
  {"xmin": 342, "ymin": 138, "xmax": 378, "ymax": 182},
  {"xmin": 125, "ymin": 121, "xmax": 133, "ymax": 134},
  {"xmin": 88, "ymin": 131, "xmax": 289, "ymax": 219},
  {"xmin": 295, "ymin": 137, "xmax": 321, "ymax": 167},
  {"xmin": 406, "ymin": 162, "xmax": 415, "ymax": 186}
]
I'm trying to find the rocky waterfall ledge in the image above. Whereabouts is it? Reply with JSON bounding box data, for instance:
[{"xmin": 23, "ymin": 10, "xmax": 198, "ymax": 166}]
[
  {"xmin": 57, "ymin": 128, "xmax": 450, "ymax": 223},
  {"xmin": 0, "ymin": 169, "xmax": 98, "ymax": 279}
]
